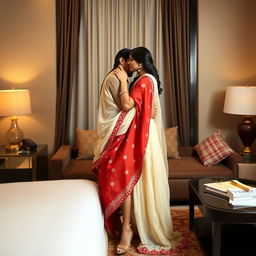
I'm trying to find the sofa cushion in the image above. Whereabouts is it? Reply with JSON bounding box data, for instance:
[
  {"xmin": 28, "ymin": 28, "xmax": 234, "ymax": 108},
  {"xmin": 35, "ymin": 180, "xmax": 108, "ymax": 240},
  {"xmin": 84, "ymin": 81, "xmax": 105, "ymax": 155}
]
[
  {"xmin": 63, "ymin": 159, "xmax": 97, "ymax": 180},
  {"xmin": 165, "ymin": 127, "xmax": 180, "ymax": 159},
  {"xmin": 194, "ymin": 130, "xmax": 233, "ymax": 167},
  {"xmin": 76, "ymin": 128, "xmax": 98, "ymax": 160},
  {"xmin": 168, "ymin": 156, "xmax": 233, "ymax": 179}
]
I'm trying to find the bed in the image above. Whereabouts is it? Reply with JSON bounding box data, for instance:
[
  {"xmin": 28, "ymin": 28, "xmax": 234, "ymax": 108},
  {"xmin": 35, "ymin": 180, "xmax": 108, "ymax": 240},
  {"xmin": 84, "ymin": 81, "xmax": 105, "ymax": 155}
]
[{"xmin": 0, "ymin": 179, "xmax": 107, "ymax": 256}]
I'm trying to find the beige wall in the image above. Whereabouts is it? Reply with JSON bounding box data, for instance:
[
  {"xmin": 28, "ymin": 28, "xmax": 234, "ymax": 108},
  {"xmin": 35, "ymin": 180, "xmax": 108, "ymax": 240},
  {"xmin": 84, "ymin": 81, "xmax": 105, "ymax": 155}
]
[
  {"xmin": 0, "ymin": 0, "xmax": 56, "ymax": 154},
  {"xmin": 198, "ymin": 0, "xmax": 256, "ymax": 151}
]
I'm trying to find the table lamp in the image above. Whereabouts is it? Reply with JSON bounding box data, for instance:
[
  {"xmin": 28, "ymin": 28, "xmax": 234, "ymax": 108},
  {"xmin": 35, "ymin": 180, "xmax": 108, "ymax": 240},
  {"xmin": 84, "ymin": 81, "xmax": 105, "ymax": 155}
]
[
  {"xmin": 223, "ymin": 85, "xmax": 256, "ymax": 154},
  {"xmin": 0, "ymin": 89, "xmax": 32, "ymax": 152}
]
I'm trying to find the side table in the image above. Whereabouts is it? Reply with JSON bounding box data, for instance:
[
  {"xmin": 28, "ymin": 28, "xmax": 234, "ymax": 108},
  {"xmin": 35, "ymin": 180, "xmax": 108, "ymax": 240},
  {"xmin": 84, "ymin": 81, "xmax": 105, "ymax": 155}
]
[
  {"xmin": 0, "ymin": 144, "xmax": 48, "ymax": 183},
  {"xmin": 238, "ymin": 162, "xmax": 256, "ymax": 180},
  {"xmin": 189, "ymin": 177, "xmax": 256, "ymax": 256}
]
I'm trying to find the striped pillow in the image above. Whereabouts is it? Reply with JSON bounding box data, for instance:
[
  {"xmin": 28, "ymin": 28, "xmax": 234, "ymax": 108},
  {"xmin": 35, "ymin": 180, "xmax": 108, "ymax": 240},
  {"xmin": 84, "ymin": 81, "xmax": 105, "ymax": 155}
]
[{"xmin": 194, "ymin": 130, "xmax": 233, "ymax": 166}]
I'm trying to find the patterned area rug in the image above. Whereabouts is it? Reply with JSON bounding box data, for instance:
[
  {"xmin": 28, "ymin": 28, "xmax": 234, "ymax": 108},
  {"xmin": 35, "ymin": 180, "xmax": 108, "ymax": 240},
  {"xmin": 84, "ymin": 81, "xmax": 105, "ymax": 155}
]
[{"xmin": 108, "ymin": 206, "xmax": 204, "ymax": 256}]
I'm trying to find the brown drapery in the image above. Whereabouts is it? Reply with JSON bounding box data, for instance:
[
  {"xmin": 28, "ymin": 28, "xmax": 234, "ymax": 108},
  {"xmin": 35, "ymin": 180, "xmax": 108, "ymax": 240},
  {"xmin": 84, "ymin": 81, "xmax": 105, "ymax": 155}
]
[
  {"xmin": 54, "ymin": 0, "xmax": 80, "ymax": 151},
  {"xmin": 162, "ymin": 0, "xmax": 191, "ymax": 146}
]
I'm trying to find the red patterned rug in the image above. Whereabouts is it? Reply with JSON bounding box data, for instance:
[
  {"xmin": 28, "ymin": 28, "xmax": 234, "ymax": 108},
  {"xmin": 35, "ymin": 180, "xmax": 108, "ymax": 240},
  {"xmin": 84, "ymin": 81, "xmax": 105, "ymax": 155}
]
[{"xmin": 108, "ymin": 206, "xmax": 204, "ymax": 256}]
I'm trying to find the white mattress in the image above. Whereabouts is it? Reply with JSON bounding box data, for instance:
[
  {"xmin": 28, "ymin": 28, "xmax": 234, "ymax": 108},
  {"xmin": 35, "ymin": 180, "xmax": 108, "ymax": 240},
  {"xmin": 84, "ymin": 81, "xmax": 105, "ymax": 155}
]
[{"xmin": 0, "ymin": 179, "xmax": 106, "ymax": 256}]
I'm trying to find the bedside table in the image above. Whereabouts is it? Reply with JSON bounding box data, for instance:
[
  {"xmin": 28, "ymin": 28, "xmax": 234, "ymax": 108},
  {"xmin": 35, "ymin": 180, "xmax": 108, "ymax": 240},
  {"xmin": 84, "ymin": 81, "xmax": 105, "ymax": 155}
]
[{"xmin": 0, "ymin": 145, "xmax": 48, "ymax": 183}]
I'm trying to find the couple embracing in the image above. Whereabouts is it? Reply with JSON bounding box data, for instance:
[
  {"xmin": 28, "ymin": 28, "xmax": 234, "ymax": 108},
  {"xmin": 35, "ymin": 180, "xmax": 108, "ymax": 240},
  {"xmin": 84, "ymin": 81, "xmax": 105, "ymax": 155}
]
[{"xmin": 93, "ymin": 47, "xmax": 185, "ymax": 255}]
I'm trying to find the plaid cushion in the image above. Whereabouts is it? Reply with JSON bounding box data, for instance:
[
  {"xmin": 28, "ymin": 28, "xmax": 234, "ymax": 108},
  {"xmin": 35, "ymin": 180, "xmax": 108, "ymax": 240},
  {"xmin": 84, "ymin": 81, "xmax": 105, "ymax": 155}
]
[
  {"xmin": 194, "ymin": 130, "xmax": 233, "ymax": 166},
  {"xmin": 76, "ymin": 128, "xmax": 99, "ymax": 159}
]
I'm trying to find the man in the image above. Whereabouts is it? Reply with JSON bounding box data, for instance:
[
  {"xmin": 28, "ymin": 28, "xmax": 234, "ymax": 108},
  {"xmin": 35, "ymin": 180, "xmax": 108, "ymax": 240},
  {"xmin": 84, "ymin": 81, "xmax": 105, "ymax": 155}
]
[
  {"xmin": 93, "ymin": 48, "xmax": 135, "ymax": 164},
  {"xmin": 104, "ymin": 48, "xmax": 132, "ymax": 109}
]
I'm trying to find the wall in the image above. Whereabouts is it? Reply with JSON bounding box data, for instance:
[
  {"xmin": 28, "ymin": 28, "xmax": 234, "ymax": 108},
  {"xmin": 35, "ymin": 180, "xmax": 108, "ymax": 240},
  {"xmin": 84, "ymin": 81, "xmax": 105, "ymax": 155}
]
[
  {"xmin": 198, "ymin": 0, "xmax": 256, "ymax": 151},
  {"xmin": 0, "ymin": 0, "xmax": 56, "ymax": 154}
]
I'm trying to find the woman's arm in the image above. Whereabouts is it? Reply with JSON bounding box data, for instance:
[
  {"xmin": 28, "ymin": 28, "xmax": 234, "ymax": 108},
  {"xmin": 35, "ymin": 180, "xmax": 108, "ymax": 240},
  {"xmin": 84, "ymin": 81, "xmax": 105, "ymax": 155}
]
[{"xmin": 113, "ymin": 66, "xmax": 135, "ymax": 111}]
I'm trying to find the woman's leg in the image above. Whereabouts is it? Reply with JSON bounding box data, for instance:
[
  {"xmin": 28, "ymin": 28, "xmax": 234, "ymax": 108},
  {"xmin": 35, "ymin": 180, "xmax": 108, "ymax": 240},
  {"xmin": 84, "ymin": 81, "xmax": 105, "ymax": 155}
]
[
  {"xmin": 117, "ymin": 195, "xmax": 133, "ymax": 254},
  {"xmin": 121, "ymin": 194, "xmax": 132, "ymax": 227}
]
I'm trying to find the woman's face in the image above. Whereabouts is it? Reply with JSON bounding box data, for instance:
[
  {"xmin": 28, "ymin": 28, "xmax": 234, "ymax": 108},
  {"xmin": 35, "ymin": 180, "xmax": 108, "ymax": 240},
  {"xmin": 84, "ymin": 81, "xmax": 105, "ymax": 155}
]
[{"xmin": 128, "ymin": 56, "xmax": 140, "ymax": 72}]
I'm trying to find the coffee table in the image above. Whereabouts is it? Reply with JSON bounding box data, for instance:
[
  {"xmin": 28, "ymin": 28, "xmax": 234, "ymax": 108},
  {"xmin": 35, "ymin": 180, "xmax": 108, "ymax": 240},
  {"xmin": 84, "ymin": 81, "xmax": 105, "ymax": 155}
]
[{"xmin": 189, "ymin": 177, "xmax": 256, "ymax": 256}]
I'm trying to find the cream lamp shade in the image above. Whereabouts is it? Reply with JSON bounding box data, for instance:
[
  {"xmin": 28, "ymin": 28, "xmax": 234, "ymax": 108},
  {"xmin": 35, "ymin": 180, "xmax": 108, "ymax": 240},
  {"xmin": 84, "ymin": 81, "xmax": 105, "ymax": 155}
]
[
  {"xmin": 223, "ymin": 86, "xmax": 256, "ymax": 116},
  {"xmin": 223, "ymin": 85, "xmax": 256, "ymax": 154},
  {"xmin": 0, "ymin": 89, "xmax": 32, "ymax": 116}
]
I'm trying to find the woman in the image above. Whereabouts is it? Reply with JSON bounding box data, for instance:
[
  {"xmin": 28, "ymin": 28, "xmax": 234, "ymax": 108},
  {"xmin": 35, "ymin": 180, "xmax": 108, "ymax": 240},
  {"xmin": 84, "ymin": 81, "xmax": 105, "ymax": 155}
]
[{"xmin": 93, "ymin": 47, "xmax": 183, "ymax": 255}]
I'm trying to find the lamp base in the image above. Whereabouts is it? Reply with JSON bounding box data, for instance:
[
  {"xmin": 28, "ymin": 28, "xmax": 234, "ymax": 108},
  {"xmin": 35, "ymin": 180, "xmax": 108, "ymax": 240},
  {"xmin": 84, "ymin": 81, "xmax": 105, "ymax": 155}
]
[
  {"xmin": 241, "ymin": 147, "xmax": 253, "ymax": 154},
  {"xmin": 5, "ymin": 144, "xmax": 21, "ymax": 153},
  {"xmin": 238, "ymin": 116, "xmax": 256, "ymax": 154},
  {"xmin": 241, "ymin": 152, "xmax": 256, "ymax": 163},
  {"xmin": 5, "ymin": 116, "xmax": 24, "ymax": 152}
]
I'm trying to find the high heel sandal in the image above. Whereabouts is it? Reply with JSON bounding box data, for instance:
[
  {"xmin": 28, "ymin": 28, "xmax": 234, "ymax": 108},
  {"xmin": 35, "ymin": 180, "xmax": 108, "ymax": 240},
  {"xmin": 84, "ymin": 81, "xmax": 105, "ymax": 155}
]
[{"xmin": 116, "ymin": 225, "xmax": 133, "ymax": 255}]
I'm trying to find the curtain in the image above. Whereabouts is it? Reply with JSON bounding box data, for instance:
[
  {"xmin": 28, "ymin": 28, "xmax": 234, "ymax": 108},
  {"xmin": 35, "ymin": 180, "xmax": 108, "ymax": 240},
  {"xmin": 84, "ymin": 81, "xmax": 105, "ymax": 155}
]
[
  {"xmin": 54, "ymin": 0, "xmax": 80, "ymax": 151},
  {"xmin": 54, "ymin": 0, "xmax": 193, "ymax": 147},
  {"xmin": 162, "ymin": 0, "xmax": 191, "ymax": 146},
  {"xmin": 69, "ymin": 0, "xmax": 164, "ymax": 145}
]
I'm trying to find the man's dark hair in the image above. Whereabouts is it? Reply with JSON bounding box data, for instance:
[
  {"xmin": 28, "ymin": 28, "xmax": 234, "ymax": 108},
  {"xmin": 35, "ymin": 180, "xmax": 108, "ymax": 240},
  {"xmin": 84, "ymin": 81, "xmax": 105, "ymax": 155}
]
[{"xmin": 112, "ymin": 48, "xmax": 131, "ymax": 70}]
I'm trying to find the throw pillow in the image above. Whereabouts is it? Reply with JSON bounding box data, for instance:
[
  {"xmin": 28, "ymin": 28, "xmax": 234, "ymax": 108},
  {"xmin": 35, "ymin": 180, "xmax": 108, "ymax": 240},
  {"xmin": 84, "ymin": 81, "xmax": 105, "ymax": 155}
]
[
  {"xmin": 165, "ymin": 127, "xmax": 180, "ymax": 159},
  {"xmin": 194, "ymin": 130, "xmax": 233, "ymax": 166},
  {"xmin": 76, "ymin": 128, "xmax": 98, "ymax": 160}
]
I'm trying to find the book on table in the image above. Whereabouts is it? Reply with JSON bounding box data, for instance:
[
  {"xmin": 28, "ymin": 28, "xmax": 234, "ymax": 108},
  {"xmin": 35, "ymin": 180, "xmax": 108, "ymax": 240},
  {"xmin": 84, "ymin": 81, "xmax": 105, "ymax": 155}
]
[
  {"xmin": 229, "ymin": 197, "xmax": 256, "ymax": 206},
  {"xmin": 204, "ymin": 180, "xmax": 256, "ymax": 206}
]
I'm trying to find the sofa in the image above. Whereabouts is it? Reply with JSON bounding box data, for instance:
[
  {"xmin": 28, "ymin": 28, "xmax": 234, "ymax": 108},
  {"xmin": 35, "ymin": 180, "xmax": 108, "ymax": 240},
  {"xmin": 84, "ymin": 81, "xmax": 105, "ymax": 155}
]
[{"xmin": 50, "ymin": 128, "xmax": 242, "ymax": 201}]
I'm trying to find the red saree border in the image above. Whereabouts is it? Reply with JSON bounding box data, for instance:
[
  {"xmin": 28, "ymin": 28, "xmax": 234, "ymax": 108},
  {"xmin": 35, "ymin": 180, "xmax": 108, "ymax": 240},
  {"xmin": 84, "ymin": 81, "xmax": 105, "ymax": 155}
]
[
  {"xmin": 92, "ymin": 110, "xmax": 128, "ymax": 170},
  {"xmin": 105, "ymin": 170, "xmax": 141, "ymax": 218},
  {"xmin": 137, "ymin": 232, "xmax": 188, "ymax": 255}
]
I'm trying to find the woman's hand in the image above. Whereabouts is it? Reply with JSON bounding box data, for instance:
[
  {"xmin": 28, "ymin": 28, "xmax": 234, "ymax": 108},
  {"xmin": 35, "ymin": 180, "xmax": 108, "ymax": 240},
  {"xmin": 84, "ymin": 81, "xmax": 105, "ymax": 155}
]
[
  {"xmin": 113, "ymin": 65, "xmax": 134, "ymax": 111},
  {"xmin": 113, "ymin": 65, "xmax": 128, "ymax": 83}
]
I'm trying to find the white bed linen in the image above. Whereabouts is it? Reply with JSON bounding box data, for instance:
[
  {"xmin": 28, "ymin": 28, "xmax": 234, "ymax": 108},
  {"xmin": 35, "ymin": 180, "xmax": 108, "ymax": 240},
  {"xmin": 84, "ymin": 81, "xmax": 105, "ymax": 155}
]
[{"xmin": 0, "ymin": 179, "xmax": 106, "ymax": 256}]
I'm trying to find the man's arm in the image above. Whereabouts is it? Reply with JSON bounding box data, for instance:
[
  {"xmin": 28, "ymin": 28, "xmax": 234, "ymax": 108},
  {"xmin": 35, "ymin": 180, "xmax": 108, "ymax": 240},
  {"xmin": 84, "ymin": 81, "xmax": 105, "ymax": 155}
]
[{"xmin": 107, "ymin": 73, "xmax": 123, "ymax": 109}]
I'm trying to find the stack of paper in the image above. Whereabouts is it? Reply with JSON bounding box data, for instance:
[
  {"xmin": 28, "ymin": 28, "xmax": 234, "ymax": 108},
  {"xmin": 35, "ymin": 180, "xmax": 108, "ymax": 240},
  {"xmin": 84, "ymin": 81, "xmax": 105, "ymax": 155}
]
[
  {"xmin": 204, "ymin": 180, "xmax": 256, "ymax": 207},
  {"xmin": 229, "ymin": 197, "xmax": 256, "ymax": 206}
]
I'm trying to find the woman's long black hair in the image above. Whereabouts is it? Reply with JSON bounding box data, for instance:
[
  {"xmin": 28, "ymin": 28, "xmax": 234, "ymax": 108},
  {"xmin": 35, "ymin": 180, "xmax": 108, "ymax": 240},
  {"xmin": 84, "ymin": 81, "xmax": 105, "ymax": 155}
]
[{"xmin": 130, "ymin": 47, "xmax": 163, "ymax": 95}]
